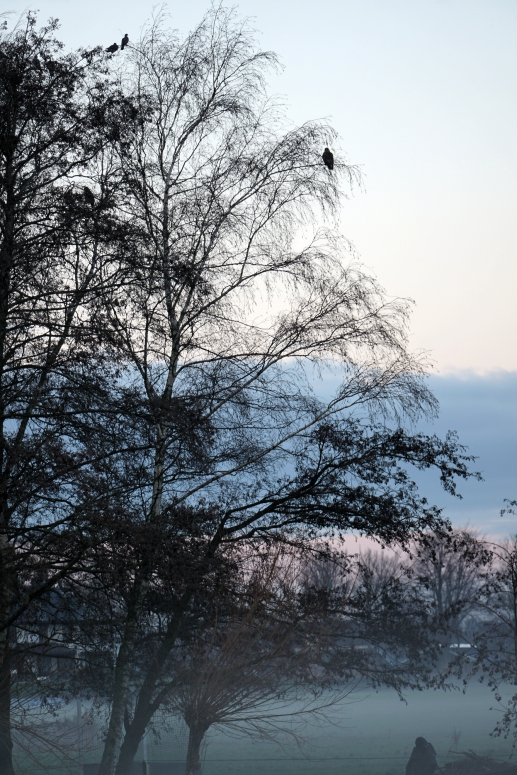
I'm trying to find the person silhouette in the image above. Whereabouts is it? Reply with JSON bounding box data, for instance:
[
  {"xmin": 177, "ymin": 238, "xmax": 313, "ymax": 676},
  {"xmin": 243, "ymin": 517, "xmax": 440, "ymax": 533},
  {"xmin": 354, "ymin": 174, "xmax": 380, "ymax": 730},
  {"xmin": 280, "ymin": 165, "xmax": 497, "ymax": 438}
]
[{"xmin": 405, "ymin": 737, "xmax": 438, "ymax": 775}]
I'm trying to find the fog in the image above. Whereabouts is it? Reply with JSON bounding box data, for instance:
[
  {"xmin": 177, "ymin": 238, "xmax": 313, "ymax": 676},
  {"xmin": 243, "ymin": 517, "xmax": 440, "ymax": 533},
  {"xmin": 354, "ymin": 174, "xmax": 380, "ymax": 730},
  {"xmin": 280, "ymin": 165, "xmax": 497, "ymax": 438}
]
[
  {"xmin": 204, "ymin": 683, "xmax": 515, "ymax": 775},
  {"xmin": 15, "ymin": 682, "xmax": 517, "ymax": 774}
]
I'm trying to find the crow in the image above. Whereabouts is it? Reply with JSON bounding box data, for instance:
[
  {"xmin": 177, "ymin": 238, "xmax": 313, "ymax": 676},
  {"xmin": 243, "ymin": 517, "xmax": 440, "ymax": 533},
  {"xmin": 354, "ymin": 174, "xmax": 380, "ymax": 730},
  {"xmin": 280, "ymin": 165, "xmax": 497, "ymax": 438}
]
[
  {"xmin": 121, "ymin": 34, "xmax": 129, "ymax": 50},
  {"xmin": 106, "ymin": 43, "xmax": 119, "ymax": 54},
  {"xmin": 322, "ymin": 147, "xmax": 334, "ymax": 170},
  {"xmin": 83, "ymin": 186, "xmax": 95, "ymax": 207}
]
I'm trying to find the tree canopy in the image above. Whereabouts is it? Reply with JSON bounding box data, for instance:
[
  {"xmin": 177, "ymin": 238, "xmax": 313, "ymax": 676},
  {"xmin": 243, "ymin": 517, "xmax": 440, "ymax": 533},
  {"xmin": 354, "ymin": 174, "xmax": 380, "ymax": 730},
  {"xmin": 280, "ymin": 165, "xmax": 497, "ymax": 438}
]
[{"xmin": 0, "ymin": 9, "xmax": 480, "ymax": 775}]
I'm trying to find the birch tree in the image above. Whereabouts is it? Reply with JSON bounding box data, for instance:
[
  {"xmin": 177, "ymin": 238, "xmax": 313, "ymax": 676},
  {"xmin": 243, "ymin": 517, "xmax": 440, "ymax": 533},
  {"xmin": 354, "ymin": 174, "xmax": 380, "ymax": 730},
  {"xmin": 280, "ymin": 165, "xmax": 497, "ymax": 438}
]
[{"xmin": 89, "ymin": 9, "xmax": 477, "ymax": 775}]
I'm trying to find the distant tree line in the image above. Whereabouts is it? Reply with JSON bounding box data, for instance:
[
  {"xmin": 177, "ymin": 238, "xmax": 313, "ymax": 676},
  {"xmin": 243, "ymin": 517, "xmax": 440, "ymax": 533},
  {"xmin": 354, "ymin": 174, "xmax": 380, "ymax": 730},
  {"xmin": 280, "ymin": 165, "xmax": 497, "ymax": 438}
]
[{"xmin": 2, "ymin": 8, "xmax": 509, "ymax": 775}]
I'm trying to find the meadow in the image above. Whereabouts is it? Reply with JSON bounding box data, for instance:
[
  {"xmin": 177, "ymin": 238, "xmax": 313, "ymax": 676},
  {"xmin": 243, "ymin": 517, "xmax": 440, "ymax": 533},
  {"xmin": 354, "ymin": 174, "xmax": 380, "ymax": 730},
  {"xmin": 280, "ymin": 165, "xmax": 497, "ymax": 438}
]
[
  {"xmin": 14, "ymin": 680, "xmax": 517, "ymax": 774},
  {"xmin": 200, "ymin": 682, "xmax": 517, "ymax": 775}
]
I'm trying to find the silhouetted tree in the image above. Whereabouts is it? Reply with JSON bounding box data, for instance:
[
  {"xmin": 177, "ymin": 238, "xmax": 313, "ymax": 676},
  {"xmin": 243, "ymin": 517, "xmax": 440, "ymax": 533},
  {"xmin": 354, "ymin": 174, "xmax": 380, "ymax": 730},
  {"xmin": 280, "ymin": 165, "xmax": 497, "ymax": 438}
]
[
  {"xmin": 0, "ymin": 9, "xmax": 480, "ymax": 775},
  {"xmin": 0, "ymin": 13, "xmax": 125, "ymax": 772},
  {"xmin": 411, "ymin": 529, "xmax": 488, "ymax": 646},
  {"xmin": 167, "ymin": 543, "xmax": 454, "ymax": 775},
  {"xmin": 468, "ymin": 524, "xmax": 517, "ymax": 741},
  {"xmin": 81, "ymin": 9, "xmax": 478, "ymax": 774},
  {"xmin": 167, "ymin": 548, "xmax": 354, "ymax": 775}
]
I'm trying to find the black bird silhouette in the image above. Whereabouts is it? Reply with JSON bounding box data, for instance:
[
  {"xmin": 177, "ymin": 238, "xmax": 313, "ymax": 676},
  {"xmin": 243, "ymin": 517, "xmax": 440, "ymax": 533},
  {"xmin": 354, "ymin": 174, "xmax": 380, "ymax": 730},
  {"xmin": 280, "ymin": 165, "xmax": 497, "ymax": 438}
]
[
  {"xmin": 322, "ymin": 147, "xmax": 334, "ymax": 170},
  {"xmin": 121, "ymin": 34, "xmax": 129, "ymax": 50},
  {"xmin": 105, "ymin": 43, "xmax": 119, "ymax": 54},
  {"xmin": 83, "ymin": 186, "xmax": 95, "ymax": 207}
]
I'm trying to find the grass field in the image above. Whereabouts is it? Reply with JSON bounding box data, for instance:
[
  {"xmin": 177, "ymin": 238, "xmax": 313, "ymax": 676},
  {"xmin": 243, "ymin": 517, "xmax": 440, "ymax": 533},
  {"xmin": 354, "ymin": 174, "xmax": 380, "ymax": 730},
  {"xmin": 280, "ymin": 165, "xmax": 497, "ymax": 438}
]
[
  {"xmin": 200, "ymin": 682, "xmax": 517, "ymax": 775},
  {"xmin": 13, "ymin": 681, "xmax": 517, "ymax": 775}
]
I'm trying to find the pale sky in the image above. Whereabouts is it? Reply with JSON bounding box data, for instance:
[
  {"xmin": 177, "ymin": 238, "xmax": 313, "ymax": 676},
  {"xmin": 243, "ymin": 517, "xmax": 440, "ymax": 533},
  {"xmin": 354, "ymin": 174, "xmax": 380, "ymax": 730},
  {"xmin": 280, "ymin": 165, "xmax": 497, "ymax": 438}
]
[
  {"xmin": 5, "ymin": 0, "xmax": 517, "ymax": 374},
  {"xmin": 4, "ymin": 0, "xmax": 517, "ymax": 528}
]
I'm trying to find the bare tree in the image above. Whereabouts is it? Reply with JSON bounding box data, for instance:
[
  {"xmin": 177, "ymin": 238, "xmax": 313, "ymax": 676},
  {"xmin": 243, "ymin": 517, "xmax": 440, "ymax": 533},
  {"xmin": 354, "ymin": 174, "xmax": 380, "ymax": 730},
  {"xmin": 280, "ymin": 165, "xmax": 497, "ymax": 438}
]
[
  {"xmin": 80, "ymin": 8, "xmax": 478, "ymax": 774},
  {"xmin": 468, "ymin": 525, "xmax": 517, "ymax": 740},
  {"xmin": 411, "ymin": 529, "xmax": 488, "ymax": 647},
  {"xmin": 163, "ymin": 548, "xmax": 346, "ymax": 775},
  {"xmin": 164, "ymin": 544, "xmax": 448, "ymax": 775},
  {"xmin": 0, "ymin": 9, "xmax": 480, "ymax": 775}
]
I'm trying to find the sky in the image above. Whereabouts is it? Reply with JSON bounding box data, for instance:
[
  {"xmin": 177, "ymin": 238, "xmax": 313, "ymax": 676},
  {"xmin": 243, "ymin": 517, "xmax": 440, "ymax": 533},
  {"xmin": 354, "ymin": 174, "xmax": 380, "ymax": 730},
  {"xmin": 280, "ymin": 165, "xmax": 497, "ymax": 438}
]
[
  {"xmin": 3, "ymin": 0, "xmax": 516, "ymax": 534},
  {"xmin": 415, "ymin": 372, "xmax": 517, "ymax": 536}
]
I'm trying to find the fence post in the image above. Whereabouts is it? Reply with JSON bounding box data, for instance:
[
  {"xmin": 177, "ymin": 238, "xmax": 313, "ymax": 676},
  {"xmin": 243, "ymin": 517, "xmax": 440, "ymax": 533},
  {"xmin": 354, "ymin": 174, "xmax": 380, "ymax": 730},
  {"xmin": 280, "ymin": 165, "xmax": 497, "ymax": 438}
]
[{"xmin": 76, "ymin": 697, "xmax": 83, "ymax": 770}]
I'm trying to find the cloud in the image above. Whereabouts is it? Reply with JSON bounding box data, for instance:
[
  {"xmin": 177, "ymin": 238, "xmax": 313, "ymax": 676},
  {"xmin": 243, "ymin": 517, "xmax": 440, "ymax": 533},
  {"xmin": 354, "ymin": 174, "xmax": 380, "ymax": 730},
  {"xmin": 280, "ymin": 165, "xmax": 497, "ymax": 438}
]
[{"xmin": 412, "ymin": 371, "xmax": 517, "ymax": 536}]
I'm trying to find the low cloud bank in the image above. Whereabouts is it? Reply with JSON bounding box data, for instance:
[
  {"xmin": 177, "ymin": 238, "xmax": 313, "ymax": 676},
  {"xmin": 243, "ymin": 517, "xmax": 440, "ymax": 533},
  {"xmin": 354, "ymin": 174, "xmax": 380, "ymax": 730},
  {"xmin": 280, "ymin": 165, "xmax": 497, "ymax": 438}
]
[{"xmin": 410, "ymin": 371, "xmax": 517, "ymax": 536}]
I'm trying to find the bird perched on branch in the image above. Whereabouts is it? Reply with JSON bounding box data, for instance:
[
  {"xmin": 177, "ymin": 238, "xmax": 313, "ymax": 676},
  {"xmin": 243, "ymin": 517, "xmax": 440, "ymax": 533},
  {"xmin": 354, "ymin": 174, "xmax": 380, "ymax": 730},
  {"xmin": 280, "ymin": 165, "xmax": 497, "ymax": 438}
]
[
  {"xmin": 83, "ymin": 186, "xmax": 95, "ymax": 207},
  {"xmin": 322, "ymin": 147, "xmax": 334, "ymax": 170},
  {"xmin": 121, "ymin": 34, "xmax": 129, "ymax": 50},
  {"xmin": 105, "ymin": 43, "xmax": 119, "ymax": 54}
]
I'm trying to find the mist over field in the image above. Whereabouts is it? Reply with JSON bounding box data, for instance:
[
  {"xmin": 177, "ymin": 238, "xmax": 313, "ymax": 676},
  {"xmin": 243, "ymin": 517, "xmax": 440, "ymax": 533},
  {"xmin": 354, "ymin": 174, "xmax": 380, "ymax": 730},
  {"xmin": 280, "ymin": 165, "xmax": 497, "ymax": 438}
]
[
  {"xmin": 203, "ymin": 683, "xmax": 515, "ymax": 775},
  {"xmin": 18, "ymin": 683, "xmax": 514, "ymax": 775}
]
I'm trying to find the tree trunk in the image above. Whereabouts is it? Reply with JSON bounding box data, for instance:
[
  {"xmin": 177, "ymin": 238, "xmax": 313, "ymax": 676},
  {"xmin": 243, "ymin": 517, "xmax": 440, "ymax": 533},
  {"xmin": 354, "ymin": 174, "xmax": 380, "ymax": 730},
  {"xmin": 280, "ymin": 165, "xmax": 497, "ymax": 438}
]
[
  {"xmin": 114, "ymin": 623, "xmax": 180, "ymax": 775},
  {"xmin": 114, "ymin": 590, "xmax": 196, "ymax": 775},
  {"xmin": 98, "ymin": 580, "xmax": 147, "ymax": 775},
  {"xmin": 0, "ymin": 151, "xmax": 14, "ymax": 775},
  {"xmin": 0, "ymin": 637, "xmax": 14, "ymax": 775},
  {"xmin": 114, "ymin": 534, "xmax": 222, "ymax": 775},
  {"xmin": 114, "ymin": 574, "xmax": 207, "ymax": 774},
  {"xmin": 0, "ymin": 520, "xmax": 14, "ymax": 775},
  {"xmin": 185, "ymin": 721, "xmax": 208, "ymax": 775},
  {"xmin": 115, "ymin": 714, "xmax": 147, "ymax": 775},
  {"xmin": 97, "ymin": 648, "xmax": 132, "ymax": 775}
]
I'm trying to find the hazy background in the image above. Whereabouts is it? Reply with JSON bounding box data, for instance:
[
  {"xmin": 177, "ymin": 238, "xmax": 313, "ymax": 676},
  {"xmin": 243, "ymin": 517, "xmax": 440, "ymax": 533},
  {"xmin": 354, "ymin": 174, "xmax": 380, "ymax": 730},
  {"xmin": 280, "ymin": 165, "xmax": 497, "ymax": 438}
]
[{"xmin": 4, "ymin": 0, "xmax": 516, "ymax": 534}]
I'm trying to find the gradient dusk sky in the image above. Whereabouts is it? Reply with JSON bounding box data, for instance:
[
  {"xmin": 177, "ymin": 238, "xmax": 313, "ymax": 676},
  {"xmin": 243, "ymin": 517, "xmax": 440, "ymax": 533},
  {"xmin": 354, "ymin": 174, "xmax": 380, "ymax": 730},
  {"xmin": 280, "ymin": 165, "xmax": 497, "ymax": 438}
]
[{"xmin": 4, "ymin": 0, "xmax": 517, "ymax": 532}]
